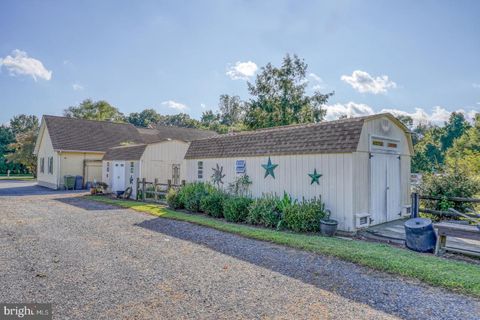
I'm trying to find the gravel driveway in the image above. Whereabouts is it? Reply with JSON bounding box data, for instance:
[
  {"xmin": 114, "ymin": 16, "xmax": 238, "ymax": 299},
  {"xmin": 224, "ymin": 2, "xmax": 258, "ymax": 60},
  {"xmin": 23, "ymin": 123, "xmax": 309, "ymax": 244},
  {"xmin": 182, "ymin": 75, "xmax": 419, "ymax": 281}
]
[{"xmin": 0, "ymin": 181, "xmax": 478, "ymax": 319}]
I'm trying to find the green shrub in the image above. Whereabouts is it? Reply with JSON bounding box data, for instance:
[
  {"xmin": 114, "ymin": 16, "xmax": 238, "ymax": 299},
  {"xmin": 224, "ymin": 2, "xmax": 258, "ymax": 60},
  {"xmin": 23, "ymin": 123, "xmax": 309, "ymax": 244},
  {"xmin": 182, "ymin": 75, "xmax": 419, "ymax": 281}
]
[
  {"xmin": 284, "ymin": 197, "xmax": 326, "ymax": 232},
  {"xmin": 247, "ymin": 196, "xmax": 282, "ymax": 228},
  {"xmin": 166, "ymin": 188, "xmax": 183, "ymax": 209},
  {"xmin": 418, "ymin": 170, "xmax": 480, "ymax": 221},
  {"xmin": 223, "ymin": 196, "xmax": 253, "ymax": 223},
  {"xmin": 178, "ymin": 182, "xmax": 213, "ymax": 212},
  {"xmin": 200, "ymin": 191, "xmax": 226, "ymax": 218}
]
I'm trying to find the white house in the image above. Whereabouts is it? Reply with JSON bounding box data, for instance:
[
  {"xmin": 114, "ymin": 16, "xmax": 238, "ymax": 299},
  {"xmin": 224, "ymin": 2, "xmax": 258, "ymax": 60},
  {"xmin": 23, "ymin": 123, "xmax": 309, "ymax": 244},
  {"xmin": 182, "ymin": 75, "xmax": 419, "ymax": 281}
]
[
  {"xmin": 185, "ymin": 113, "xmax": 413, "ymax": 232},
  {"xmin": 102, "ymin": 127, "xmax": 217, "ymax": 197},
  {"xmin": 34, "ymin": 116, "xmax": 144, "ymax": 189}
]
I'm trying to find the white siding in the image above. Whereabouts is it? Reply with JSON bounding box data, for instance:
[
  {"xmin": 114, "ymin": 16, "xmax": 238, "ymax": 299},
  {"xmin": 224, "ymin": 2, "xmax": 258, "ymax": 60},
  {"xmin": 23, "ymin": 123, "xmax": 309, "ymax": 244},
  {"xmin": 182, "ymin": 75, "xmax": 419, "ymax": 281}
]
[
  {"xmin": 140, "ymin": 140, "xmax": 189, "ymax": 184},
  {"xmin": 36, "ymin": 126, "xmax": 59, "ymax": 189},
  {"xmin": 187, "ymin": 153, "xmax": 355, "ymax": 231},
  {"xmin": 353, "ymin": 116, "xmax": 413, "ymax": 222}
]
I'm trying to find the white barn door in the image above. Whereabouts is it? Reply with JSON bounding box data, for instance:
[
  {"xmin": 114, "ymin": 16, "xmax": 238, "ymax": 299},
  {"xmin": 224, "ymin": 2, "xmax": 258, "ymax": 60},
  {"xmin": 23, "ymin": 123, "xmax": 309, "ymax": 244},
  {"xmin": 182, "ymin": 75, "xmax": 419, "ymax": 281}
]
[
  {"xmin": 370, "ymin": 153, "xmax": 401, "ymax": 225},
  {"xmin": 112, "ymin": 161, "xmax": 126, "ymax": 192}
]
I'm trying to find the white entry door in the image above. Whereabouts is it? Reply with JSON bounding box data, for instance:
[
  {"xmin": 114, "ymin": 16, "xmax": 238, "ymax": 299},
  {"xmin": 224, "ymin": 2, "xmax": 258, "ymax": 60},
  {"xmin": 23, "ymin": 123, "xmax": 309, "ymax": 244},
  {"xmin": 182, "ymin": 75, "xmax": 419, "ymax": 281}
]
[
  {"xmin": 370, "ymin": 153, "xmax": 401, "ymax": 225},
  {"xmin": 112, "ymin": 161, "xmax": 126, "ymax": 192}
]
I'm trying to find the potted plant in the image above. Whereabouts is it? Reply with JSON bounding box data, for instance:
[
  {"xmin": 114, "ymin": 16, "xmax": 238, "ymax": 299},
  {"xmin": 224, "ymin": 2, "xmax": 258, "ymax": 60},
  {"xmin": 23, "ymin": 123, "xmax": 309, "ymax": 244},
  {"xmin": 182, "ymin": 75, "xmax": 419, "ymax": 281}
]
[{"xmin": 320, "ymin": 209, "xmax": 338, "ymax": 236}]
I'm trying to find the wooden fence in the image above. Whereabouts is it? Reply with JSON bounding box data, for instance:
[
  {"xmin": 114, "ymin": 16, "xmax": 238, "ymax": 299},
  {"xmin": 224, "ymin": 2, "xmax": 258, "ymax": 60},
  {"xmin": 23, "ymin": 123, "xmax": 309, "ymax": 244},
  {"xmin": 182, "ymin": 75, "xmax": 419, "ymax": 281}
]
[
  {"xmin": 136, "ymin": 178, "xmax": 185, "ymax": 202},
  {"xmin": 411, "ymin": 192, "xmax": 480, "ymax": 218}
]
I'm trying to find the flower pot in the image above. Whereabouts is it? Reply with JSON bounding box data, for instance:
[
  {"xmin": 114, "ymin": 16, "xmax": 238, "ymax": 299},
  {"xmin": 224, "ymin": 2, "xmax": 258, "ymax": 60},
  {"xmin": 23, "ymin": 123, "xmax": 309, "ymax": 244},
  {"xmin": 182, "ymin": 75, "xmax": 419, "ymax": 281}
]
[{"xmin": 320, "ymin": 219, "xmax": 338, "ymax": 237}]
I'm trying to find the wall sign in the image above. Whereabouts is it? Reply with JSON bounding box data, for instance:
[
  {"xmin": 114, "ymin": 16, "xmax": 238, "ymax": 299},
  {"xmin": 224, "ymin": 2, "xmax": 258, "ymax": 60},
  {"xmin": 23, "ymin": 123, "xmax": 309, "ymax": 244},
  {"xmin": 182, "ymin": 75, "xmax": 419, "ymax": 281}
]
[{"xmin": 235, "ymin": 160, "xmax": 246, "ymax": 174}]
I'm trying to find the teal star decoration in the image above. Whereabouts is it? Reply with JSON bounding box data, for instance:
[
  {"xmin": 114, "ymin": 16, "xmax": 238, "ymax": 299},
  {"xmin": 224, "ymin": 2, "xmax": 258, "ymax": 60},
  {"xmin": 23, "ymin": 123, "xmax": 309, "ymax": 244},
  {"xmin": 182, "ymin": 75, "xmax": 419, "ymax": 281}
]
[
  {"xmin": 308, "ymin": 169, "xmax": 322, "ymax": 185},
  {"xmin": 262, "ymin": 157, "xmax": 278, "ymax": 179}
]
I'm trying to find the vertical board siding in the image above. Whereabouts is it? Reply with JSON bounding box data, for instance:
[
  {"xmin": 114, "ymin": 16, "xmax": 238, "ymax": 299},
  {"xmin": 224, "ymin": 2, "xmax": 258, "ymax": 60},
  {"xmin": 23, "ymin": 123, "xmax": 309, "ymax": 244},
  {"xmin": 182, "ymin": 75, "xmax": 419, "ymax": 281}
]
[
  {"xmin": 140, "ymin": 140, "xmax": 189, "ymax": 184},
  {"xmin": 36, "ymin": 126, "xmax": 58, "ymax": 188},
  {"xmin": 187, "ymin": 153, "xmax": 354, "ymax": 231}
]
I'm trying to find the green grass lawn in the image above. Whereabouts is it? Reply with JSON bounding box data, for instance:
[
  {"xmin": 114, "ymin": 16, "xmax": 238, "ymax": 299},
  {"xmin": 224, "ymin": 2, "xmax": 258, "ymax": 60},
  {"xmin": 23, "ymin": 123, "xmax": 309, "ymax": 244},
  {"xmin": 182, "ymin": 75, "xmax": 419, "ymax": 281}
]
[
  {"xmin": 86, "ymin": 195, "xmax": 480, "ymax": 297},
  {"xmin": 0, "ymin": 174, "xmax": 35, "ymax": 181}
]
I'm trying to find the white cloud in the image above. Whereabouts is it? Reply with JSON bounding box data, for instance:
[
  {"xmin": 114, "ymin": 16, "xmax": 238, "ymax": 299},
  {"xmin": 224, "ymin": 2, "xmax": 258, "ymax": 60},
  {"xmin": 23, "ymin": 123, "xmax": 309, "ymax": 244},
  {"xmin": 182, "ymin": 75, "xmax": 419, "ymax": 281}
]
[
  {"xmin": 226, "ymin": 61, "xmax": 257, "ymax": 80},
  {"xmin": 72, "ymin": 83, "xmax": 84, "ymax": 91},
  {"xmin": 326, "ymin": 102, "xmax": 478, "ymax": 126},
  {"xmin": 308, "ymin": 72, "xmax": 325, "ymax": 91},
  {"xmin": 161, "ymin": 100, "xmax": 188, "ymax": 111},
  {"xmin": 325, "ymin": 102, "xmax": 374, "ymax": 120},
  {"xmin": 200, "ymin": 103, "xmax": 207, "ymax": 109},
  {"xmin": 0, "ymin": 49, "xmax": 52, "ymax": 81},
  {"xmin": 341, "ymin": 70, "xmax": 396, "ymax": 94},
  {"xmin": 473, "ymin": 83, "xmax": 480, "ymax": 89}
]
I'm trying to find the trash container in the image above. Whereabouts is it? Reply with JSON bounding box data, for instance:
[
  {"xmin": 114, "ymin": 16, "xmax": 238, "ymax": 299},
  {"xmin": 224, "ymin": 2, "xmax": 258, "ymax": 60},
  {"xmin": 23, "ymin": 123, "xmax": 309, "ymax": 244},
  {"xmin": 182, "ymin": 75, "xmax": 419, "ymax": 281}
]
[
  {"xmin": 74, "ymin": 175, "xmax": 83, "ymax": 190},
  {"xmin": 64, "ymin": 175, "xmax": 75, "ymax": 190},
  {"xmin": 404, "ymin": 218, "xmax": 437, "ymax": 253}
]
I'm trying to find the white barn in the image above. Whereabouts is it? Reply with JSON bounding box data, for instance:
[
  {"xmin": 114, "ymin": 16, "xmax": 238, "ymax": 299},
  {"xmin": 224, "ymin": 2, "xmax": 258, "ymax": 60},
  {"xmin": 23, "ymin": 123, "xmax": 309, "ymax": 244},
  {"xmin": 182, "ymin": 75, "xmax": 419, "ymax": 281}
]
[
  {"xmin": 185, "ymin": 113, "xmax": 413, "ymax": 232},
  {"xmin": 102, "ymin": 127, "xmax": 216, "ymax": 197}
]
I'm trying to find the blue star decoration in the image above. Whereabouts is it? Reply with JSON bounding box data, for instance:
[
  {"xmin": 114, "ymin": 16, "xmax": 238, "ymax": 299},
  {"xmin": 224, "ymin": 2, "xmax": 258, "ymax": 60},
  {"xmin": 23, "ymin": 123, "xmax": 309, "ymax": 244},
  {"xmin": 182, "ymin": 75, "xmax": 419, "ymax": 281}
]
[
  {"xmin": 262, "ymin": 157, "xmax": 278, "ymax": 179},
  {"xmin": 308, "ymin": 169, "xmax": 322, "ymax": 185}
]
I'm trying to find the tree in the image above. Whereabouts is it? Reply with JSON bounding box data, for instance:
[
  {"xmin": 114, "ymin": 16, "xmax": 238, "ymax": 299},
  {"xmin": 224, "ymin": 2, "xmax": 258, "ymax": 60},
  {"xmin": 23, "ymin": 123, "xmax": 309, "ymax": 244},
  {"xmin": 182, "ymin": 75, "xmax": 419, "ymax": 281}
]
[
  {"xmin": 0, "ymin": 125, "xmax": 19, "ymax": 174},
  {"xmin": 395, "ymin": 115, "xmax": 413, "ymax": 129},
  {"xmin": 6, "ymin": 130, "xmax": 38, "ymax": 177},
  {"xmin": 440, "ymin": 112, "xmax": 470, "ymax": 152},
  {"xmin": 244, "ymin": 54, "xmax": 333, "ymax": 129},
  {"xmin": 9, "ymin": 114, "xmax": 39, "ymax": 135},
  {"xmin": 200, "ymin": 110, "xmax": 220, "ymax": 127},
  {"xmin": 64, "ymin": 99, "xmax": 125, "ymax": 122},
  {"xmin": 218, "ymin": 94, "xmax": 245, "ymax": 126},
  {"xmin": 445, "ymin": 113, "xmax": 480, "ymax": 176},
  {"xmin": 157, "ymin": 113, "xmax": 201, "ymax": 128},
  {"xmin": 127, "ymin": 109, "xmax": 162, "ymax": 128}
]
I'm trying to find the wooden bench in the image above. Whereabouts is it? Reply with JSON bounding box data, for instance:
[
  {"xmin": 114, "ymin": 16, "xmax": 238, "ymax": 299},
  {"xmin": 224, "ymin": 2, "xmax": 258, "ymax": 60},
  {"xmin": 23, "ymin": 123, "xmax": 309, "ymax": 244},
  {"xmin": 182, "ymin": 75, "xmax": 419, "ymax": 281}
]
[{"xmin": 434, "ymin": 222, "xmax": 480, "ymax": 256}]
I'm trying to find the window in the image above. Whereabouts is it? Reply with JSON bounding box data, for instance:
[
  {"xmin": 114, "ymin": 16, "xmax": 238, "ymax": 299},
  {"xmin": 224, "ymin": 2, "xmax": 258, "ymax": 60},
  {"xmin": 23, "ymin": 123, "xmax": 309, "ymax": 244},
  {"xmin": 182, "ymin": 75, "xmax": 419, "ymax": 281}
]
[
  {"xmin": 40, "ymin": 157, "xmax": 45, "ymax": 173},
  {"xmin": 197, "ymin": 161, "xmax": 203, "ymax": 179},
  {"xmin": 371, "ymin": 137, "xmax": 399, "ymax": 153},
  {"xmin": 130, "ymin": 162, "xmax": 134, "ymax": 173},
  {"xmin": 106, "ymin": 162, "xmax": 110, "ymax": 172},
  {"xmin": 387, "ymin": 142, "xmax": 398, "ymax": 148},
  {"xmin": 47, "ymin": 157, "xmax": 53, "ymax": 174}
]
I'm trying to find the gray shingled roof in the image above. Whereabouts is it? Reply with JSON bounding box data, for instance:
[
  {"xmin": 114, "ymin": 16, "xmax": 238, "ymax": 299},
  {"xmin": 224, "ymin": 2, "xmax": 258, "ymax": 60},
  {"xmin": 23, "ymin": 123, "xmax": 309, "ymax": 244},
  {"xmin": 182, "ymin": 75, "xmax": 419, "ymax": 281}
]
[
  {"xmin": 44, "ymin": 116, "xmax": 144, "ymax": 152},
  {"xmin": 42, "ymin": 116, "xmax": 217, "ymax": 153},
  {"xmin": 102, "ymin": 144, "xmax": 147, "ymax": 160},
  {"xmin": 139, "ymin": 125, "xmax": 217, "ymax": 143},
  {"xmin": 185, "ymin": 115, "xmax": 375, "ymax": 159}
]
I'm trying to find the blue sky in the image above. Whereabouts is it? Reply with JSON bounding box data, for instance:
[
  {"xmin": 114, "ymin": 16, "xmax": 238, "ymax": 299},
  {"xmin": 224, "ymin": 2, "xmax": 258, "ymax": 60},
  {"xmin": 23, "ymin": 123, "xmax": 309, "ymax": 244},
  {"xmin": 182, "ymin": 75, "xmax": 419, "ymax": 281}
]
[{"xmin": 1, "ymin": 0, "xmax": 479, "ymax": 125}]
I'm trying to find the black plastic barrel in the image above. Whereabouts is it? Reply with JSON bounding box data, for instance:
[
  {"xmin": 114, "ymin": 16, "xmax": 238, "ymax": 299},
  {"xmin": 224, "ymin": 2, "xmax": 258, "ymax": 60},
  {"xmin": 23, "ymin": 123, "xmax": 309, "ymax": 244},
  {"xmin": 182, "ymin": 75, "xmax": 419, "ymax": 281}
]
[
  {"xmin": 404, "ymin": 218, "xmax": 437, "ymax": 253},
  {"xmin": 74, "ymin": 175, "xmax": 83, "ymax": 190}
]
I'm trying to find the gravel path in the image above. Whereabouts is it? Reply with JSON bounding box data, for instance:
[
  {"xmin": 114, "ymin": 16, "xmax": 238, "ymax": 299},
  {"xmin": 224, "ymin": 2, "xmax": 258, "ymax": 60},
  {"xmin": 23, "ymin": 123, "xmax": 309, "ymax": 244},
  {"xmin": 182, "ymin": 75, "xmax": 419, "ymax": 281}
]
[{"xmin": 0, "ymin": 181, "xmax": 478, "ymax": 319}]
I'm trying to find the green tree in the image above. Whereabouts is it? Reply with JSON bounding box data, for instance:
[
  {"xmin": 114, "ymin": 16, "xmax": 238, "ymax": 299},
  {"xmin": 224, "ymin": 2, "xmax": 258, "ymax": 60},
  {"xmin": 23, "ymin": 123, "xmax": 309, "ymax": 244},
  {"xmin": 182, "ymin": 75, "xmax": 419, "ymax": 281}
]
[
  {"xmin": 445, "ymin": 113, "xmax": 480, "ymax": 176},
  {"xmin": 6, "ymin": 130, "xmax": 38, "ymax": 177},
  {"xmin": 0, "ymin": 125, "xmax": 18, "ymax": 173},
  {"xmin": 218, "ymin": 94, "xmax": 245, "ymax": 126},
  {"xmin": 9, "ymin": 114, "xmax": 39, "ymax": 135},
  {"xmin": 127, "ymin": 109, "xmax": 162, "ymax": 127},
  {"xmin": 64, "ymin": 99, "xmax": 125, "ymax": 122},
  {"xmin": 200, "ymin": 110, "xmax": 220, "ymax": 127},
  {"xmin": 440, "ymin": 112, "xmax": 470, "ymax": 152},
  {"xmin": 157, "ymin": 113, "xmax": 201, "ymax": 128},
  {"xmin": 244, "ymin": 54, "xmax": 333, "ymax": 129},
  {"xmin": 411, "ymin": 126, "xmax": 444, "ymax": 172}
]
